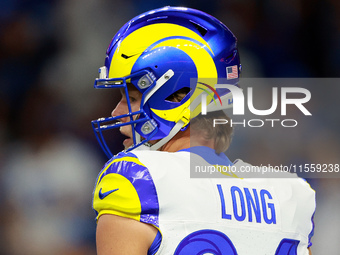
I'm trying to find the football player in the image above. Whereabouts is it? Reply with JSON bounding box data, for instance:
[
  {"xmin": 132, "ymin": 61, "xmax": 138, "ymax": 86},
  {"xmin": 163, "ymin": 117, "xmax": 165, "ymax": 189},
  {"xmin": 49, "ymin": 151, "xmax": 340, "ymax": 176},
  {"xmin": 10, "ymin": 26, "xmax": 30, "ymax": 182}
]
[{"xmin": 91, "ymin": 6, "xmax": 315, "ymax": 255}]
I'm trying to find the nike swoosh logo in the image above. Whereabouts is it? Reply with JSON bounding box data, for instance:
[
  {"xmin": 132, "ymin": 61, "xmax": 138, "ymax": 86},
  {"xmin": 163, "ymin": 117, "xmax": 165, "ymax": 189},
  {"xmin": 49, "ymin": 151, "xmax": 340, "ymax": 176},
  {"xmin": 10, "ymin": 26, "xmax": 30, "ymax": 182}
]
[
  {"xmin": 99, "ymin": 188, "xmax": 119, "ymax": 200},
  {"xmin": 121, "ymin": 53, "xmax": 139, "ymax": 59}
]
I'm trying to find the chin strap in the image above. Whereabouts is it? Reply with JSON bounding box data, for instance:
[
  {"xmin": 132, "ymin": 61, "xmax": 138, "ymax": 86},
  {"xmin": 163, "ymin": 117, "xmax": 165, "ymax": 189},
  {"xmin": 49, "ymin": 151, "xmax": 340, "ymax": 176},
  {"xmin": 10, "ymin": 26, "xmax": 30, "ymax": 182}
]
[
  {"xmin": 130, "ymin": 119, "xmax": 186, "ymax": 151},
  {"xmin": 149, "ymin": 119, "xmax": 186, "ymax": 151},
  {"xmin": 148, "ymin": 105, "xmax": 191, "ymax": 150},
  {"xmin": 143, "ymin": 69, "xmax": 174, "ymax": 105}
]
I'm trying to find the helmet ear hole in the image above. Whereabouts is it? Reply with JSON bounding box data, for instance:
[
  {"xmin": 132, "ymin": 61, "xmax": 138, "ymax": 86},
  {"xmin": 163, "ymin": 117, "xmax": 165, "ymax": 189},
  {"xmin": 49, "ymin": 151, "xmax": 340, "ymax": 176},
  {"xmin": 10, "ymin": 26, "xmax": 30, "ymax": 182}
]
[{"xmin": 165, "ymin": 87, "xmax": 191, "ymax": 103}]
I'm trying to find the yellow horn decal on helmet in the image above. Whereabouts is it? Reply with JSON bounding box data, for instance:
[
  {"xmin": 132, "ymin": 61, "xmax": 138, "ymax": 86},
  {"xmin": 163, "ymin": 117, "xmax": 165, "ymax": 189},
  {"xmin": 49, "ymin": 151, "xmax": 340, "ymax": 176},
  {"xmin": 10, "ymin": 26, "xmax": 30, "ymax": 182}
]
[
  {"xmin": 151, "ymin": 99, "xmax": 191, "ymax": 125},
  {"xmin": 150, "ymin": 38, "xmax": 218, "ymax": 123},
  {"xmin": 109, "ymin": 23, "xmax": 214, "ymax": 79}
]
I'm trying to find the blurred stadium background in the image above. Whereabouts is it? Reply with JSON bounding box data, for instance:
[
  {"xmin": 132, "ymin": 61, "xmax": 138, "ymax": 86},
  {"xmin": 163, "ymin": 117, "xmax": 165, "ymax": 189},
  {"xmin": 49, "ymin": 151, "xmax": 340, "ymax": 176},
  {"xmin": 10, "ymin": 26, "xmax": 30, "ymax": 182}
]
[{"xmin": 0, "ymin": 0, "xmax": 339, "ymax": 254}]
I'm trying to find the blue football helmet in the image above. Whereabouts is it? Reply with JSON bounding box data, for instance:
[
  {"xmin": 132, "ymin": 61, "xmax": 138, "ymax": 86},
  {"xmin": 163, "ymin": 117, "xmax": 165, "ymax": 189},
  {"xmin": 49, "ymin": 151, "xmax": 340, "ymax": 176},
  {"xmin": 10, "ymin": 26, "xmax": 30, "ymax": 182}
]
[{"xmin": 92, "ymin": 6, "xmax": 241, "ymax": 158}]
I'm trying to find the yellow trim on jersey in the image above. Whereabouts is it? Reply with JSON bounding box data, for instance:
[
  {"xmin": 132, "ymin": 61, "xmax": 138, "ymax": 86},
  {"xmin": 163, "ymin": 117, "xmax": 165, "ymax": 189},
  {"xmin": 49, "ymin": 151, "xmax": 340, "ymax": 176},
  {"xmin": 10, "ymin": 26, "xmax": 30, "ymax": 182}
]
[
  {"xmin": 93, "ymin": 173, "xmax": 141, "ymax": 221},
  {"xmin": 93, "ymin": 155, "xmax": 147, "ymax": 222},
  {"xmin": 212, "ymin": 164, "xmax": 240, "ymax": 178},
  {"xmin": 96, "ymin": 156, "xmax": 146, "ymax": 186}
]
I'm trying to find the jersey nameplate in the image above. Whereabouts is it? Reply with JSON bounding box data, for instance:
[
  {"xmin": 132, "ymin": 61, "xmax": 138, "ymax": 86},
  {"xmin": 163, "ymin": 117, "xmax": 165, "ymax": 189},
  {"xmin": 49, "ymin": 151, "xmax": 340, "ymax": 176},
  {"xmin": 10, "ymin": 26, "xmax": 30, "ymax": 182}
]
[{"xmin": 217, "ymin": 184, "xmax": 277, "ymax": 225}]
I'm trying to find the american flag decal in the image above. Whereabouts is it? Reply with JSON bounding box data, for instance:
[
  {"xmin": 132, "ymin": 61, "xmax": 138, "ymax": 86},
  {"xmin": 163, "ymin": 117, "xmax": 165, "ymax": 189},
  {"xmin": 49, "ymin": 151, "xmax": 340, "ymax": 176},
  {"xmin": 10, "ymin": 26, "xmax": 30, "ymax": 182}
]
[{"xmin": 227, "ymin": 65, "xmax": 238, "ymax": 79}]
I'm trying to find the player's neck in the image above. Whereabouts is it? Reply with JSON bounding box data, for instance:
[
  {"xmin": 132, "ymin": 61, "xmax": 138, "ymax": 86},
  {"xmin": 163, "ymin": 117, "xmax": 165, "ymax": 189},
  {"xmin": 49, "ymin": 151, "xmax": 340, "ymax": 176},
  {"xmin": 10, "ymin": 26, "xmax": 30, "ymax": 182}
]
[
  {"xmin": 159, "ymin": 127, "xmax": 215, "ymax": 152},
  {"xmin": 159, "ymin": 128, "xmax": 190, "ymax": 152}
]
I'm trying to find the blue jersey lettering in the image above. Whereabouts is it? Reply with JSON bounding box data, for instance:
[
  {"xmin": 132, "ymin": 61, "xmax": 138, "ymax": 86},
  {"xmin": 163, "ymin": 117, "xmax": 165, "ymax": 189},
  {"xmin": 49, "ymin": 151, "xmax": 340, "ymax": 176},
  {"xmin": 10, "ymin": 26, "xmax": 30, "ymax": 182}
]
[
  {"xmin": 260, "ymin": 189, "xmax": 276, "ymax": 224},
  {"xmin": 217, "ymin": 185, "xmax": 276, "ymax": 224},
  {"xmin": 231, "ymin": 186, "xmax": 246, "ymax": 221},
  {"xmin": 244, "ymin": 188, "xmax": 261, "ymax": 223}
]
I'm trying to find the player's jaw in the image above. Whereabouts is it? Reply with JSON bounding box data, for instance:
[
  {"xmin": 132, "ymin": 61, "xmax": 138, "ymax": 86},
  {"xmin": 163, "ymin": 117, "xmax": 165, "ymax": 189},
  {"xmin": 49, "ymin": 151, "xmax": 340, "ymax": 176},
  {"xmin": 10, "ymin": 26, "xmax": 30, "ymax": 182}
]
[
  {"xmin": 111, "ymin": 84, "xmax": 143, "ymax": 150},
  {"xmin": 119, "ymin": 125, "xmax": 134, "ymax": 149}
]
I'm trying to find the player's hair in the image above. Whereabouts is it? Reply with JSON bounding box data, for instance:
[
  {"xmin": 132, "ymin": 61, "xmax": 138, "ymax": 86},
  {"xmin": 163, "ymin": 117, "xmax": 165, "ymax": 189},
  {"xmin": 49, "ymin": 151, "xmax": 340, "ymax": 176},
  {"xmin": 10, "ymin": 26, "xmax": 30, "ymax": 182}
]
[
  {"xmin": 169, "ymin": 89, "xmax": 233, "ymax": 154},
  {"xmin": 191, "ymin": 112, "xmax": 233, "ymax": 154}
]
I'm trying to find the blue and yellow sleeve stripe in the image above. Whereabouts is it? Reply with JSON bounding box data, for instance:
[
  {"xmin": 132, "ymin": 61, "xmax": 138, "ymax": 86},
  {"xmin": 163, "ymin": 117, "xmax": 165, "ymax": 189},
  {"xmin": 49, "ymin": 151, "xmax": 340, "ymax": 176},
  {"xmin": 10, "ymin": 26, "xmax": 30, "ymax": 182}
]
[{"xmin": 93, "ymin": 152, "xmax": 159, "ymax": 228}]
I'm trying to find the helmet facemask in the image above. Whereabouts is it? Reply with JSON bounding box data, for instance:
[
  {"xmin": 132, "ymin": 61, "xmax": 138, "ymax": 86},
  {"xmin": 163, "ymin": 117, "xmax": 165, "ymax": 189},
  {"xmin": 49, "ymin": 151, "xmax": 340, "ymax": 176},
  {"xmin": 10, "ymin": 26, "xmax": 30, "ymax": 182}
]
[{"xmin": 92, "ymin": 67, "xmax": 184, "ymax": 157}]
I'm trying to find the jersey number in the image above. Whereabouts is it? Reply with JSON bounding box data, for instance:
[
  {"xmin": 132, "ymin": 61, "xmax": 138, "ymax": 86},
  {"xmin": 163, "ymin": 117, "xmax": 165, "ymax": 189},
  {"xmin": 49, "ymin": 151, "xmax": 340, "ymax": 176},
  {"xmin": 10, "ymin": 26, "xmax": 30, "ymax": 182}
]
[{"xmin": 174, "ymin": 229, "xmax": 299, "ymax": 255}]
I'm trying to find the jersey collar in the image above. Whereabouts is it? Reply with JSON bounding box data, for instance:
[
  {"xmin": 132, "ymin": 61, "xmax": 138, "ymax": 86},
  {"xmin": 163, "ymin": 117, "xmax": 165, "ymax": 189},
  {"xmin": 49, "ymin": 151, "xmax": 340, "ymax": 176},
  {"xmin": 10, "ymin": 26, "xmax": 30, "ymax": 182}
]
[{"xmin": 179, "ymin": 146, "xmax": 233, "ymax": 166}]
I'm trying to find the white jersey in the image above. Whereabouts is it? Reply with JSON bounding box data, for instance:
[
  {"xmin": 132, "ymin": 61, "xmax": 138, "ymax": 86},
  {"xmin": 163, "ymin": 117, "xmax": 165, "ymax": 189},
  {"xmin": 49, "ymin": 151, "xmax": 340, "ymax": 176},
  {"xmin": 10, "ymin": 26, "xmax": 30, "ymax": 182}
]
[{"xmin": 93, "ymin": 146, "xmax": 315, "ymax": 255}]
